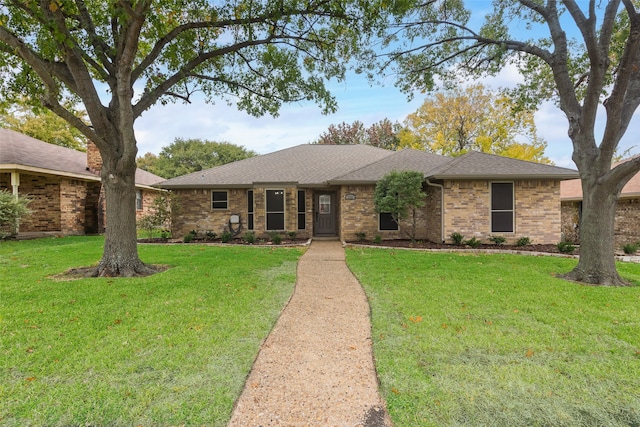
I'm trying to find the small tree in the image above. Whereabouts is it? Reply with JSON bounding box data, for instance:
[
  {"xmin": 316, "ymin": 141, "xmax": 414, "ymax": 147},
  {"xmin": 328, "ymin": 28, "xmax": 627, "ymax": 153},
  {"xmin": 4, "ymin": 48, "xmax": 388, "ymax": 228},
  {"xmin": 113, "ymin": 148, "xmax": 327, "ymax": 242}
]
[
  {"xmin": 0, "ymin": 190, "xmax": 31, "ymax": 239},
  {"xmin": 373, "ymin": 170, "xmax": 426, "ymax": 241},
  {"xmin": 137, "ymin": 195, "xmax": 173, "ymax": 240}
]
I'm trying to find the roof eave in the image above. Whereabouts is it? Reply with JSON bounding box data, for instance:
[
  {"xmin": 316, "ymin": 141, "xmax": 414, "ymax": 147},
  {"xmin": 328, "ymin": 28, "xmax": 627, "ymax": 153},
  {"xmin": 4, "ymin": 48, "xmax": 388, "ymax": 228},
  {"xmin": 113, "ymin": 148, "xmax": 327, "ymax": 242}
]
[
  {"xmin": 1, "ymin": 164, "xmax": 100, "ymax": 182},
  {"xmin": 430, "ymin": 173, "xmax": 580, "ymax": 180}
]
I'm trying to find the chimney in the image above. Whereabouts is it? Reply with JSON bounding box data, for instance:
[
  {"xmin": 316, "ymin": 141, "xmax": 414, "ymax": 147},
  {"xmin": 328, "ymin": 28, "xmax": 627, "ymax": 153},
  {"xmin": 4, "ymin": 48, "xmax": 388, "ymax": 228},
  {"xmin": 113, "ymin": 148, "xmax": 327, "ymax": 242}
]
[{"xmin": 87, "ymin": 140, "xmax": 103, "ymax": 174}]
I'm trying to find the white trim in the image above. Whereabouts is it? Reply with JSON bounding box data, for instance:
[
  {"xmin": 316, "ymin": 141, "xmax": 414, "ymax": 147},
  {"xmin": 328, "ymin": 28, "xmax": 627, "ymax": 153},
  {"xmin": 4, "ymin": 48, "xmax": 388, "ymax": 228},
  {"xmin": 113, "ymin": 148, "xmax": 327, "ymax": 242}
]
[{"xmin": 211, "ymin": 190, "xmax": 229, "ymax": 210}]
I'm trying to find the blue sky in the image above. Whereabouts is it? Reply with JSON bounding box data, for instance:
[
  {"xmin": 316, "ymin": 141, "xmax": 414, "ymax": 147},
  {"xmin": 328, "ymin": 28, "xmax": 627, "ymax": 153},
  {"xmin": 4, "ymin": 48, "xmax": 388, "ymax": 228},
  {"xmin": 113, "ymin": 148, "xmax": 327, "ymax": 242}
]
[{"xmin": 132, "ymin": 4, "xmax": 640, "ymax": 170}]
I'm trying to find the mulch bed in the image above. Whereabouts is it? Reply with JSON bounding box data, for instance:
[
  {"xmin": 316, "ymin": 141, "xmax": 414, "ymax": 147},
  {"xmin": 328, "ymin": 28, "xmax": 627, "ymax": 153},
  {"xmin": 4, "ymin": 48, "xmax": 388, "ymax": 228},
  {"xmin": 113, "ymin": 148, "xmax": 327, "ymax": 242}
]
[{"xmin": 345, "ymin": 239, "xmax": 580, "ymax": 255}]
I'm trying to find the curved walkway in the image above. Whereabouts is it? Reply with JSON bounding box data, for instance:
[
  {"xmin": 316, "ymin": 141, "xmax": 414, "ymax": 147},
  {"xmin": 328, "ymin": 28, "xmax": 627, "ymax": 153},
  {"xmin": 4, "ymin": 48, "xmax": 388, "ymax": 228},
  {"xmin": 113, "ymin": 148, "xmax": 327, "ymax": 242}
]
[{"xmin": 227, "ymin": 240, "xmax": 390, "ymax": 427}]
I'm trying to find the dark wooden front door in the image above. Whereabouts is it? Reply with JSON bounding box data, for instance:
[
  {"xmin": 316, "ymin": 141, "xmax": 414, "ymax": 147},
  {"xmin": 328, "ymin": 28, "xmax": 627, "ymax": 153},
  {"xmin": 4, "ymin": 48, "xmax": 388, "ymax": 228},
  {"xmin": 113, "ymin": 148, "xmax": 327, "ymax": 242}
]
[{"xmin": 314, "ymin": 192, "xmax": 336, "ymax": 236}]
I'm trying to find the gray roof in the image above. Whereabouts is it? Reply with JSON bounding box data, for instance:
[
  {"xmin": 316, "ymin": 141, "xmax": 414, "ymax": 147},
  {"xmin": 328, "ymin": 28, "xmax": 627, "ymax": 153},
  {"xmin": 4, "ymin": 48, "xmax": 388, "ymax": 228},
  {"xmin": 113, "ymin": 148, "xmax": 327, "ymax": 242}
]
[
  {"xmin": 330, "ymin": 149, "xmax": 452, "ymax": 184},
  {"xmin": 430, "ymin": 151, "xmax": 579, "ymax": 180},
  {"xmin": 158, "ymin": 144, "xmax": 579, "ymax": 188},
  {"xmin": 0, "ymin": 128, "xmax": 164, "ymax": 187},
  {"xmin": 158, "ymin": 144, "xmax": 394, "ymax": 188}
]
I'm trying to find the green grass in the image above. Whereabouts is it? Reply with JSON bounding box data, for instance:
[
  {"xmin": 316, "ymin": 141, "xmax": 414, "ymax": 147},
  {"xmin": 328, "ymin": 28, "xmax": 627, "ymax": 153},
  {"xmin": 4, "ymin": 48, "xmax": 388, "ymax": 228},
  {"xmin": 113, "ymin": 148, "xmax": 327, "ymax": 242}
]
[
  {"xmin": 346, "ymin": 248, "xmax": 640, "ymax": 427},
  {"xmin": 0, "ymin": 236, "xmax": 302, "ymax": 426}
]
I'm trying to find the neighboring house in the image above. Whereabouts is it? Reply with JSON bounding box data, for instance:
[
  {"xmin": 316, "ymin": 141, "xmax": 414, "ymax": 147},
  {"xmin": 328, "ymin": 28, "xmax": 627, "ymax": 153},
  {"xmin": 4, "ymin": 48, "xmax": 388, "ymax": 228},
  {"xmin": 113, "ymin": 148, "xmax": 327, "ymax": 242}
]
[
  {"xmin": 561, "ymin": 160, "xmax": 640, "ymax": 246},
  {"xmin": 0, "ymin": 128, "xmax": 164, "ymax": 236},
  {"xmin": 158, "ymin": 144, "xmax": 578, "ymax": 244}
]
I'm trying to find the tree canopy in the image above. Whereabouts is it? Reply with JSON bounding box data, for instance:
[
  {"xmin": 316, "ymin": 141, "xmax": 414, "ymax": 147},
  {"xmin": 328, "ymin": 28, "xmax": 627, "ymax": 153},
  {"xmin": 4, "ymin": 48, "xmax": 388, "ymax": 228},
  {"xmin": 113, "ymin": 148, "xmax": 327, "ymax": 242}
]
[
  {"xmin": 398, "ymin": 84, "xmax": 551, "ymax": 163},
  {"xmin": 373, "ymin": 170, "xmax": 425, "ymax": 241},
  {"xmin": 1, "ymin": 102, "xmax": 88, "ymax": 151},
  {"xmin": 0, "ymin": 0, "xmax": 392, "ymax": 276},
  {"xmin": 137, "ymin": 138, "xmax": 256, "ymax": 179},
  {"xmin": 314, "ymin": 118, "xmax": 400, "ymax": 149},
  {"xmin": 385, "ymin": 0, "xmax": 640, "ymax": 286}
]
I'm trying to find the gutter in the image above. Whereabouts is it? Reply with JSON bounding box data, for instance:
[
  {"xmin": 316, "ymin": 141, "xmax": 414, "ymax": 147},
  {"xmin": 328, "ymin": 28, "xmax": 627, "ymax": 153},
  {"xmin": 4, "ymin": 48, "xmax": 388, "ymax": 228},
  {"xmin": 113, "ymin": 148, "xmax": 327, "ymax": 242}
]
[{"xmin": 426, "ymin": 178, "xmax": 445, "ymax": 243}]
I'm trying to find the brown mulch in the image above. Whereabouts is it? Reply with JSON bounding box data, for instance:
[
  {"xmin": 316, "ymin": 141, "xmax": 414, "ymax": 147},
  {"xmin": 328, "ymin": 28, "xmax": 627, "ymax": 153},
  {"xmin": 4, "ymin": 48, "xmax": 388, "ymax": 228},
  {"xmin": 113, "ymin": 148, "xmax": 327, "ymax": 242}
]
[{"xmin": 346, "ymin": 239, "xmax": 580, "ymax": 255}]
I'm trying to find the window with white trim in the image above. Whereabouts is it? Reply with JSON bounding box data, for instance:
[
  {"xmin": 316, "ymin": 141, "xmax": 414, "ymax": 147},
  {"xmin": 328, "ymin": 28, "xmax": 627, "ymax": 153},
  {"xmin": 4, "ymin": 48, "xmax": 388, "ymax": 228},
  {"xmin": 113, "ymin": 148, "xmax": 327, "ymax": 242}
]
[
  {"xmin": 266, "ymin": 189, "xmax": 285, "ymax": 230},
  {"xmin": 211, "ymin": 191, "xmax": 228, "ymax": 210},
  {"xmin": 135, "ymin": 189, "xmax": 143, "ymax": 210},
  {"xmin": 491, "ymin": 182, "xmax": 514, "ymax": 233}
]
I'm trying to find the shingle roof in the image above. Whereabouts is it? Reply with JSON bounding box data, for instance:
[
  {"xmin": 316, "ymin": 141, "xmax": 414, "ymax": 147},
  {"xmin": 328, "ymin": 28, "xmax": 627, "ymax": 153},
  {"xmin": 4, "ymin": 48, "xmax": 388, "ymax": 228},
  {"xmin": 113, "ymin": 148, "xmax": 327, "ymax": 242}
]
[
  {"xmin": 561, "ymin": 157, "xmax": 640, "ymax": 200},
  {"xmin": 158, "ymin": 144, "xmax": 394, "ymax": 188},
  {"xmin": 329, "ymin": 149, "xmax": 452, "ymax": 184},
  {"xmin": 157, "ymin": 145, "xmax": 580, "ymax": 188},
  {"xmin": 429, "ymin": 151, "xmax": 579, "ymax": 180},
  {"xmin": 0, "ymin": 128, "xmax": 164, "ymax": 187}
]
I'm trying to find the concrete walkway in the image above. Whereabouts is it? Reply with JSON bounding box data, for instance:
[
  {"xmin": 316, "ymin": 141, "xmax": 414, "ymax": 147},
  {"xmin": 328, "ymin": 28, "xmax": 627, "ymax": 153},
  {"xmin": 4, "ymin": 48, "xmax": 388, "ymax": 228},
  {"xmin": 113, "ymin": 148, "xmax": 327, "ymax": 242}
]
[{"xmin": 227, "ymin": 240, "xmax": 390, "ymax": 427}]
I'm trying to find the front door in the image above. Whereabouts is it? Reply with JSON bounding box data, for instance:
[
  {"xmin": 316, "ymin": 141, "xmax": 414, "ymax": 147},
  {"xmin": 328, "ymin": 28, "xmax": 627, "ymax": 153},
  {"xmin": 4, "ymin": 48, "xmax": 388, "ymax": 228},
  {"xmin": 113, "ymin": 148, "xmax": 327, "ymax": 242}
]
[{"xmin": 314, "ymin": 192, "xmax": 336, "ymax": 236}]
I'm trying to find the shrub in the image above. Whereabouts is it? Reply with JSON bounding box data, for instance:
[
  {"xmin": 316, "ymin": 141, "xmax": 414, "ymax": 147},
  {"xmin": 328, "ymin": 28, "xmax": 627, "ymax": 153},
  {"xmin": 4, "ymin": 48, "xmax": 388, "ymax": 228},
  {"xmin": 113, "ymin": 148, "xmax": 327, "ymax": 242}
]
[
  {"xmin": 373, "ymin": 234, "xmax": 382, "ymax": 244},
  {"xmin": 622, "ymin": 243, "xmax": 638, "ymax": 255},
  {"xmin": 0, "ymin": 190, "xmax": 32, "ymax": 239},
  {"xmin": 355, "ymin": 232, "xmax": 367, "ymax": 241},
  {"xmin": 243, "ymin": 231, "xmax": 257, "ymax": 244},
  {"xmin": 488, "ymin": 235, "xmax": 506, "ymax": 246},
  {"xmin": 450, "ymin": 232, "xmax": 465, "ymax": 245},
  {"xmin": 465, "ymin": 237, "xmax": 481, "ymax": 248},
  {"xmin": 557, "ymin": 241, "xmax": 576, "ymax": 253},
  {"xmin": 221, "ymin": 230, "xmax": 233, "ymax": 243},
  {"xmin": 287, "ymin": 231, "xmax": 297, "ymax": 240},
  {"xmin": 269, "ymin": 231, "xmax": 282, "ymax": 245},
  {"xmin": 516, "ymin": 236, "xmax": 532, "ymax": 246},
  {"xmin": 205, "ymin": 231, "xmax": 217, "ymax": 240},
  {"xmin": 183, "ymin": 230, "xmax": 197, "ymax": 243}
]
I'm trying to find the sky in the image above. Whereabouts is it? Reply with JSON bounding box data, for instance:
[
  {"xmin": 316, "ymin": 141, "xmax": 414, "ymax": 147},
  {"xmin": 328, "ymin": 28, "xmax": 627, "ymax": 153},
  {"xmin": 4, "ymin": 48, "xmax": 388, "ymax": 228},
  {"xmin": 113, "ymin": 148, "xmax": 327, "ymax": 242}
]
[{"xmin": 132, "ymin": 5, "xmax": 640, "ymax": 170}]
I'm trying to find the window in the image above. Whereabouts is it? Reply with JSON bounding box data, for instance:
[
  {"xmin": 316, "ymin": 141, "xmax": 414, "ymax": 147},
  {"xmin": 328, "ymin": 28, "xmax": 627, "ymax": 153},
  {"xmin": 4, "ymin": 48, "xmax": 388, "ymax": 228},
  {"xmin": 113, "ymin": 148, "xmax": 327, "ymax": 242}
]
[
  {"xmin": 266, "ymin": 189, "xmax": 285, "ymax": 230},
  {"xmin": 379, "ymin": 212, "xmax": 398, "ymax": 231},
  {"xmin": 211, "ymin": 191, "xmax": 228, "ymax": 209},
  {"xmin": 297, "ymin": 190, "xmax": 306, "ymax": 230},
  {"xmin": 247, "ymin": 190, "xmax": 254, "ymax": 230},
  {"xmin": 491, "ymin": 182, "xmax": 514, "ymax": 233},
  {"xmin": 135, "ymin": 190, "xmax": 143, "ymax": 210}
]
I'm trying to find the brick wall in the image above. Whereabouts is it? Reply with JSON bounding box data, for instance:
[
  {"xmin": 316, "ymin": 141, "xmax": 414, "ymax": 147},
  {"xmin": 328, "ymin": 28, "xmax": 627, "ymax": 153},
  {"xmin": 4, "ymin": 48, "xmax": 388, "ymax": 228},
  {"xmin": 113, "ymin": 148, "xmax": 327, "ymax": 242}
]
[
  {"xmin": 339, "ymin": 184, "xmax": 430, "ymax": 241},
  {"xmin": 614, "ymin": 198, "xmax": 640, "ymax": 247},
  {"xmin": 86, "ymin": 141, "xmax": 102, "ymax": 173},
  {"xmin": 562, "ymin": 197, "xmax": 640, "ymax": 248},
  {"xmin": 171, "ymin": 187, "xmax": 311, "ymax": 239},
  {"xmin": 443, "ymin": 179, "xmax": 562, "ymax": 245},
  {"xmin": 15, "ymin": 174, "xmax": 62, "ymax": 232},
  {"xmin": 60, "ymin": 178, "xmax": 88, "ymax": 234}
]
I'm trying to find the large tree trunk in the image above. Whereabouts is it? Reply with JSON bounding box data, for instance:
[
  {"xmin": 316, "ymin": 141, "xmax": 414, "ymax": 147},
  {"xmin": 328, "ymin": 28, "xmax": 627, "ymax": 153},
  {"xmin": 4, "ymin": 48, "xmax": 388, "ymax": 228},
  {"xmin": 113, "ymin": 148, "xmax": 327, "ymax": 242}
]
[
  {"xmin": 91, "ymin": 135, "xmax": 156, "ymax": 277},
  {"xmin": 561, "ymin": 177, "xmax": 629, "ymax": 287}
]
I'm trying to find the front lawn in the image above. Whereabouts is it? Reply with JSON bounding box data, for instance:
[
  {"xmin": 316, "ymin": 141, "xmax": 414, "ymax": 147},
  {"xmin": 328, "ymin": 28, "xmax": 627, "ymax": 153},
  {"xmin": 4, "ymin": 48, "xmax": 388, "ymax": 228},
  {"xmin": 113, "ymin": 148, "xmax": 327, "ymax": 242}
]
[
  {"xmin": 346, "ymin": 248, "xmax": 640, "ymax": 427},
  {"xmin": 0, "ymin": 236, "xmax": 302, "ymax": 426}
]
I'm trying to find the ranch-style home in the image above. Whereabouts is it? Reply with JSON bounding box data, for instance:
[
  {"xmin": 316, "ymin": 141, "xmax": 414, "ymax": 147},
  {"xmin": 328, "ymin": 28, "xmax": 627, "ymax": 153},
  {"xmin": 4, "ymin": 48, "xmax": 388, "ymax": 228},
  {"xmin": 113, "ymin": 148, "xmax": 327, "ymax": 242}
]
[
  {"xmin": 0, "ymin": 129, "xmax": 164, "ymax": 237},
  {"xmin": 158, "ymin": 144, "xmax": 579, "ymax": 244},
  {"xmin": 561, "ymin": 158, "xmax": 640, "ymax": 247}
]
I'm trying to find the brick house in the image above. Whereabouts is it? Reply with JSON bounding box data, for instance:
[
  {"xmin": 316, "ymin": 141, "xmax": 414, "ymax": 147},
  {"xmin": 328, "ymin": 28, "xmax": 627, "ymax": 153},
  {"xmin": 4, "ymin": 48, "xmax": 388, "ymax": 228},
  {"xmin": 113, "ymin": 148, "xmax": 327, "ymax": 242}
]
[
  {"xmin": 0, "ymin": 129, "xmax": 164, "ymax": 236},
  {"xmin": 158, "ymin": 144, "xmax": 578, "ymax": 244},
  {"xmin": 561, "ymin": 160, "xmax": 640, "ymax": 246}
]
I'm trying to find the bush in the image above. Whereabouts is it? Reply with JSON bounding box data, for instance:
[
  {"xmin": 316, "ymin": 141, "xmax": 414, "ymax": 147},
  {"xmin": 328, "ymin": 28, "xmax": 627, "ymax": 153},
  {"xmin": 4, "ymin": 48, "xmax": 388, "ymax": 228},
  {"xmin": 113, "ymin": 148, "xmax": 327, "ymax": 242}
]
[
  {"xmin": 287, "ymin": 231, "xmax": 297, "ymax": 240},
  {"xmin": 450, "ymin": 232, "xmax": 465, "ymax": 245},
  {"xmin": 557, "ymin": 241, "xmax": 576, "ymax": 253},
  {"xmin": 465, "ymin": 237, "xmax": 481, "ymax": 248},
  {"xmin": 243, "ymin": 231, "xmax": 257, "ymax": 244},
  {"xmin": 221, "ymin": 230, "xmax": 233, "ymax": 243},
  {"xmin": 205, "ymin": 231, "xmax": 217, "ymax": 241},
  {"xmin": 269, "ymin": 231, "xmax": 282, "ymax": 245},
  {"xmin": 488, "ymin": 235, "xmax": 506, "ymax": 246},
  {"xmin": 355, "ymin": 232, "xmax": 367, "ymax": 241},
  {"xmin": 0, "ymin": 190, "xmax": 32, "ymax": 239},
  {"xmin": 622, "ymin": 243, "xmax": 638, "ymax": 255},
  {"xmin": 373, "ymin": 234, "xmax": 382, "ymax": 244},
  {"xmin": 516, "ymin": 236, "xmax": 532, "ymax": 246},
  {"xmin": 183, "ymin": 230, "xmax": 197, "ymax": 243}
]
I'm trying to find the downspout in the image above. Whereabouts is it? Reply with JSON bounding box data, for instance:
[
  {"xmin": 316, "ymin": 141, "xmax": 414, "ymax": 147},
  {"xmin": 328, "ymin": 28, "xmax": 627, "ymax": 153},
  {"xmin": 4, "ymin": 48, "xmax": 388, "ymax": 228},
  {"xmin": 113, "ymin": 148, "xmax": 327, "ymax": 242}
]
[{"xmin": 426, "ymin": 178, "xmax": 445, "ymax": 243}]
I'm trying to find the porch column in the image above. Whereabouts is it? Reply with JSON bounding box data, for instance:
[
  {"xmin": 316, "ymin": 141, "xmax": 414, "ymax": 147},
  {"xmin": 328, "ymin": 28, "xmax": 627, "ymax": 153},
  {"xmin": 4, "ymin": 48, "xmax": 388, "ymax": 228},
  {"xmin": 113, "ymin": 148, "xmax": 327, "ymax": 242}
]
[{"xmin": 10, "ymin": 171, "xmax": 20, "ymax": 198}]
